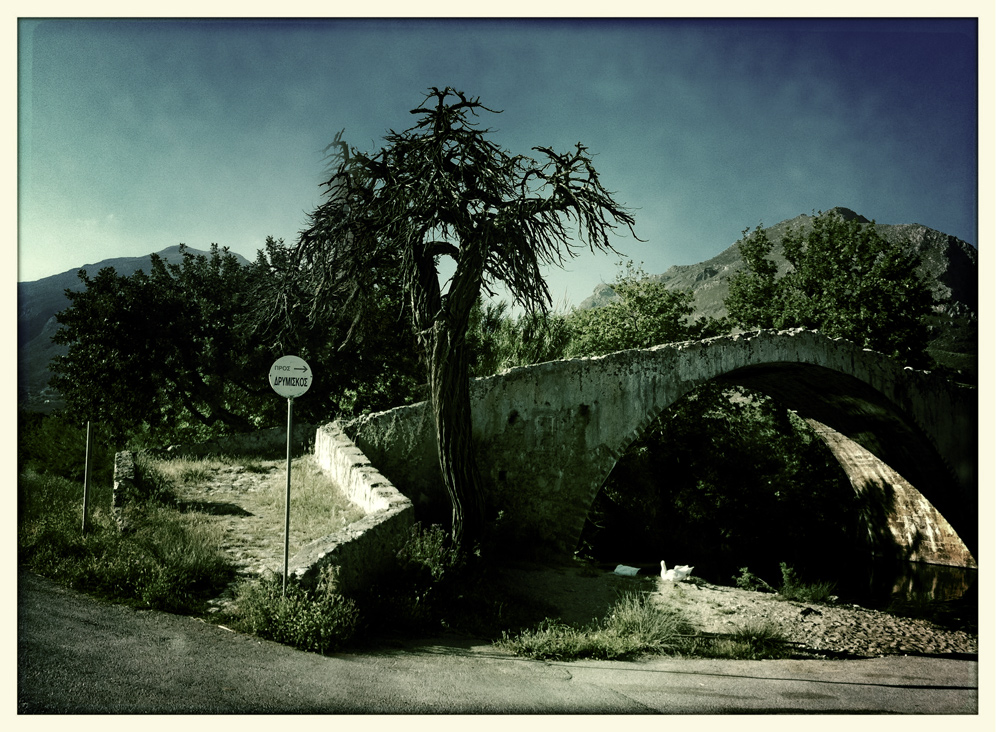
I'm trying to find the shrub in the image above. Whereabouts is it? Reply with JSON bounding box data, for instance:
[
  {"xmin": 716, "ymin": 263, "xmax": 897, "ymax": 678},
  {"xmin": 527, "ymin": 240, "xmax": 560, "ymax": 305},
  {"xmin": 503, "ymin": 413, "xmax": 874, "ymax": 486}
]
[
  {"xmin": 777, "ymin": 562, "xmax": 837, "ymax": 603},
  {"xmin": 18, "ymin": 411, "xmax": 116, "ymax": 485},
  {"xmin": 231, "ymin": 566, "xmax": 359, "ymax": 654},
  {"xmin": 396, "ymin": 523, "xmax": 465, "ymax": 583},
  {"xmin": 733, "ymin": 566, "xmax": 776, "ymax": 593},
  {"xmin": 496, "ymin": 592, "xmax": 697, "ymax": 661},
  {"xmin": 349, "ymin": 522, "xmax": 560, "ymax": 641},
  {"xmin": 351, "ymin": 523, "xmax": 468, "ymax": 635}
]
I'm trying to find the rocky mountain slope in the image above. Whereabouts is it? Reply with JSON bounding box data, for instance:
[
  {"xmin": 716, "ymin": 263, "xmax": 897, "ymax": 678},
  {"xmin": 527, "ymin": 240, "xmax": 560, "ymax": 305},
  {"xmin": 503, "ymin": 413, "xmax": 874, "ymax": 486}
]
[
  {"xmin": 581, "ymin": 208, "xmax": 978, "ymax": 377},
  {"xmin": 17, "ymin": 245, "xmax": 251, "ymax": 410}
]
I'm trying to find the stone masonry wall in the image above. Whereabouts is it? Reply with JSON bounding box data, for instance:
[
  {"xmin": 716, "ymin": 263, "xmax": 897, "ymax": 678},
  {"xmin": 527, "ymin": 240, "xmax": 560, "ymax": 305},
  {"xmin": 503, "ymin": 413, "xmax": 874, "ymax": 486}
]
[
  {"xmin": 288, "ymin": 421, "xmax": 415, "ymax": 594},
  {"xmin": 339, "ymin": 328, "xmax": 977, "ymax": 563},
  {"xmin": 805, "ymin": 419, "xmax": 977, "ymax": 568}
]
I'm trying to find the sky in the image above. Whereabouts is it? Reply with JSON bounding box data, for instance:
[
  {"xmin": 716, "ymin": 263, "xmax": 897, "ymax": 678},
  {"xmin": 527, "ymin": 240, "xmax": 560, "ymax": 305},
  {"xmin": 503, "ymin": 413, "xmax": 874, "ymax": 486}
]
[{"xmin": 17, "ymin": 16, "xmax": 981, "ymax": 308}]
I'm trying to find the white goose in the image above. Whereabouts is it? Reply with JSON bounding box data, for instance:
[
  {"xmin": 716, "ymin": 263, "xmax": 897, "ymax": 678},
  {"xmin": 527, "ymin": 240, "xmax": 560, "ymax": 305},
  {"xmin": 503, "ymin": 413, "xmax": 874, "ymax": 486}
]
[{"xmin": 660, "ymin": 561, "xmax": 694, "ymax": 582}]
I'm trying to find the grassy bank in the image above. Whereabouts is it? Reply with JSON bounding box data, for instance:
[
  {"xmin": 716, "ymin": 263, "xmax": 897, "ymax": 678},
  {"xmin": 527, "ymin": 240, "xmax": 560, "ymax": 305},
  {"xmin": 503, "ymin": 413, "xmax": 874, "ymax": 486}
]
[{"xmin": 18, "ymin": 466, "xmax": 235, "ymax": 614}]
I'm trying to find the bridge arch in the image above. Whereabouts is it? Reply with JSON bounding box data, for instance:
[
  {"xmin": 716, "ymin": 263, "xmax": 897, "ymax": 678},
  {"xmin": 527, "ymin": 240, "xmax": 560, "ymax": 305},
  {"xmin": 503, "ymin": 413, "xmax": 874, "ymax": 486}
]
[{"xmin": 342, "ymin": 329, "xmax": 977, "ymax": 565}]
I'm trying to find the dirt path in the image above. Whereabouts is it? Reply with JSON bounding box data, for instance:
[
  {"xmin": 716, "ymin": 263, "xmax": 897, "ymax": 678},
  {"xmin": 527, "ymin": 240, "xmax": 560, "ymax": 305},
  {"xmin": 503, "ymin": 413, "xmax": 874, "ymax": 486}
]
[{"xmin": 162, "ymin": 456, "xmax": 363, "ymax": 611}]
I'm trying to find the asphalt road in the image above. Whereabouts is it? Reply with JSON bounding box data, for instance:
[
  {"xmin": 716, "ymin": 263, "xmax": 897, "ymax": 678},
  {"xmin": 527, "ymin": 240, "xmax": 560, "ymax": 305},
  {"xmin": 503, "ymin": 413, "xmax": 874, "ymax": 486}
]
[{"xmin": 18, "ymin": 570, "xmax": 981, "ymax": 715}]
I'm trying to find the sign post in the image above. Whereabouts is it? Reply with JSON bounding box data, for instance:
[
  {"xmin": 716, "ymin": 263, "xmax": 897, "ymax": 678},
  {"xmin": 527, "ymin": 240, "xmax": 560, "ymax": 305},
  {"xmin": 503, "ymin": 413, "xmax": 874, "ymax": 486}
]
[
  {"xmin": 268, "ymin": 355, "xmax": 313, "ymax": 594},
  {"xmin": 81, "ymin": 421, "xmax": 92, "ymax": 532}
]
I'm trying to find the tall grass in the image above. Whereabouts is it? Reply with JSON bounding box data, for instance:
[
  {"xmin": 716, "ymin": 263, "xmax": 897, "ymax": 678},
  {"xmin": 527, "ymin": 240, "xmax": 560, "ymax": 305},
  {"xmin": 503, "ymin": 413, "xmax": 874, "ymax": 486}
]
[
  {"xmin": 152, "ymin": 455, "xmax": 273, "ymax": 485},
  {"xmin": 734, "ymin": 562, "xmax": 837, "ymax": 604},
  {"xmin": 497, "ymin": 591, "xmax": 793, "ymax": 662},
  {"xmin": 777, "ymin": 562, "xmax": 837, "ymax": 604},
  {"xmin": 18, "ymin": 468, "xmax": 234, "ymax": 614},
  {"xmin": 496, "ymin": 592, "xmax": 699, "ymax": 661},
  {"xmin": 694, "ymin": 621, "xmax": 791, "ymax": 660}
]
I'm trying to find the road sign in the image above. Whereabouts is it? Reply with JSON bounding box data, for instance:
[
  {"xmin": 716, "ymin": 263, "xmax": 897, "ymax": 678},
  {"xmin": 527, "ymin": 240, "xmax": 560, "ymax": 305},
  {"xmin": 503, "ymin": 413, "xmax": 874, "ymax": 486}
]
[
  {"xmin": 269, "ymin": 355, "xmax": 312, "ymax": 399},
  {"xmin": 268, "ymin": 355, "xmax": 313, "ymax": 594}
]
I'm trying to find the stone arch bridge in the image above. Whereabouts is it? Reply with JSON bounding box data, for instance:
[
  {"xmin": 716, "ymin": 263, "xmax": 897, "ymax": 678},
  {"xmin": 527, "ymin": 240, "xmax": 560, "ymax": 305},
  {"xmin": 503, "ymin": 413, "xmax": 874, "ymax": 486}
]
[{"xmin": 339, "ymin": 329, "xmax": 978, "ymax": 567}]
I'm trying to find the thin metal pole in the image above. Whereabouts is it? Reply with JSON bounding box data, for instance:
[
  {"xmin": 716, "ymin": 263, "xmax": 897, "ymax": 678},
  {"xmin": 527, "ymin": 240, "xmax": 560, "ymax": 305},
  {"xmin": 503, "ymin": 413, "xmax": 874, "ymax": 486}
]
[
  {"xmin": 282, "ymin": 397, "xmax": 293, "ymax": 594},
  {"xmin": 81, "ymin": 421, "xmax": 92, "ymax": 532}
]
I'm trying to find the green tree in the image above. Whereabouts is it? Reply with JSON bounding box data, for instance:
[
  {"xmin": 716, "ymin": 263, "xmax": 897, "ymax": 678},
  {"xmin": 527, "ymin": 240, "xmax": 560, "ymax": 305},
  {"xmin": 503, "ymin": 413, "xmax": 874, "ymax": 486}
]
[
  {"xmin": 293, "ymin": 87, "xmax": 639, "ymax": 548},
  {"xmin": 725, "ymin": 210, "xmax": 935, "ymax": 366},
  {"xmin": 565, "ymin": 260, "xmax": 723, "ymax": 357},
  {"xmin": 248, "ymin": 237, "xmax": 425, "ymax": 419},
  {"xmin": 51, "ymin": 239, "xmax": 425, "ymax": 446},
  {"xmin": 51, "ymin": 245, "xmax": 274, "ymax": 443},
  {"xmin": 466, "ymin": 298, "xmax": 574, "ymax": 378}
]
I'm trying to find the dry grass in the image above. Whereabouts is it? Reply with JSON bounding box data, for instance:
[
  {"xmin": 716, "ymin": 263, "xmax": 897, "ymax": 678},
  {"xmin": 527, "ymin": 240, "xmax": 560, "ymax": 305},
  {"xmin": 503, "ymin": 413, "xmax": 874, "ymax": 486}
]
[
  {"xmin": 255, "ymin": 456, "xmax": 367, "ymax": 539},
  {"xmin": 148, "ymin": 454, "xmax": 366, "ymax": 562}
]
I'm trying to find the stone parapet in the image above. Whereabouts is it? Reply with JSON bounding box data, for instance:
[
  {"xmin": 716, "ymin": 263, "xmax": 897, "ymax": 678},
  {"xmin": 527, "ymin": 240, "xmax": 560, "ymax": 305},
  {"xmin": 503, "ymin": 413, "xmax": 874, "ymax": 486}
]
[{"xmin": 289, "ymin": 422, "xmax": 415, "ymax": 595}]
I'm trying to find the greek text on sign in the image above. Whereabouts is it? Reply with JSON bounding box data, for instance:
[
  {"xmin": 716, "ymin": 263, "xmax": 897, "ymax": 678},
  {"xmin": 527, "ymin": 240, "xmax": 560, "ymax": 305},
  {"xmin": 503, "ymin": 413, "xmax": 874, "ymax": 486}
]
[{"xmin": 269, "ymin": 355, "xmax": 312, "ymax": 399}]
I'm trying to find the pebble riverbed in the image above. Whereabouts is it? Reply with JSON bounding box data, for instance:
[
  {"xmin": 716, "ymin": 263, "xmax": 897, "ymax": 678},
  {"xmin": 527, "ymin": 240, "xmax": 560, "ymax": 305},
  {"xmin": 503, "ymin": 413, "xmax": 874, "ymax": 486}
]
[{"xmin": 652, "ymin": 579, "xmax": 978, "ymax": 659}]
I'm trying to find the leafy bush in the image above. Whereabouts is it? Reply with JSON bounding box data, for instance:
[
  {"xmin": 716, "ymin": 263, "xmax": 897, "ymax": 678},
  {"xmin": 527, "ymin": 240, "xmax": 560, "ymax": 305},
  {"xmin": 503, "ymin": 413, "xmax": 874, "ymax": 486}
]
[
  {"xmin": 467, "ymin": 299, "xmax": 574, "ymax": 378},
  {"xmin": 732, "ymin": 563, "xmax": 836, "ymax": 605},
  {"xmin": 396, "ymin": 523, "xmax": 466, "ymax": 582},
  {"xmin": 18, "ymin": 411, "xmax": 115, "ymax": 485},
  {"xmin": 231, "ymin": 566, "xmax": 359, "ymax": 654},
  {"xmin": 349, "ymin": 522, "xmax": 559, "ymax": 641},
  {"xmin": 353, "ymin": 524, "xmax": 469, "ymax": 634},
  {"xmin": 734, "ymin": 567, "xmax": 776, "ymax": 593},
  {"xmin": 564, "ymin": 260, "xmax": 720, "ymax": 358}
]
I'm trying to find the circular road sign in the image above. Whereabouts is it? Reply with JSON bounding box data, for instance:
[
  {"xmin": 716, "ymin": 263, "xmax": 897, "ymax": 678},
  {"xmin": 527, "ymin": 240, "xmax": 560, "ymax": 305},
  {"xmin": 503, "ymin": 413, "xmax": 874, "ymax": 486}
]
[{"xmin": 269, "ymin": 355, "xmax": 313, "ymax": 399}]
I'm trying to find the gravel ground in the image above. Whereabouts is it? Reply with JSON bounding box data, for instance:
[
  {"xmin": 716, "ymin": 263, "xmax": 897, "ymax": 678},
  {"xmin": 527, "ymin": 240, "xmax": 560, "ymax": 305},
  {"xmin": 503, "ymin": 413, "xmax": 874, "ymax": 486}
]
[{"xmin": 650, "ymin": 577, "xmax": 978, "ymax": 659}]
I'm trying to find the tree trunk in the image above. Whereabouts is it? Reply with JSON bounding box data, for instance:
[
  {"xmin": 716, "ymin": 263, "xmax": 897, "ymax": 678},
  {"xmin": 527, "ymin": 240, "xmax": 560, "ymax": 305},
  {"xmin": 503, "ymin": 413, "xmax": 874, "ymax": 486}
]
[
  {"xmin": 427, "ymin": 320, "xmax": 485, "ymax": 549},
  {"xmin": 405, "ymin": 238, "xmax": 486, "ymax": 550}
]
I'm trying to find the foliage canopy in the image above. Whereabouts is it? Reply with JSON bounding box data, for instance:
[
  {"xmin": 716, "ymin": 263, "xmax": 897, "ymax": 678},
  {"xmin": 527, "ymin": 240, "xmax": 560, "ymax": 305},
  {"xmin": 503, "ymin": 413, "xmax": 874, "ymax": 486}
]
[
  {"xmin": 51, "ymin": 245, "xmax": 269, "ymax": 443},
  {"xmin": 49, "ymin": 242, "xmax": 423, "ymax": 445},
  {"xmin": 564, "ymin": 260, "xmax": 724, "ymax": 357},
  {"xmin": 725, "ymin": 210, "xmax": 935, "ymax": 366}
]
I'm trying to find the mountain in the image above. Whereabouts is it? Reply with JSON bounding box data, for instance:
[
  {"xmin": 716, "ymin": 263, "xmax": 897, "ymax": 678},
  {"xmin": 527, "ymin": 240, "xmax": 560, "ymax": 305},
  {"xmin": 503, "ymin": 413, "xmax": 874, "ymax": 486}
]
[
  {"xmin": 580, "ymin": 208, "xmax": 978, "ymax": 378},
  {"xmin": 18, "ymin": 245, "xmax": 252, "ymax": 410}
]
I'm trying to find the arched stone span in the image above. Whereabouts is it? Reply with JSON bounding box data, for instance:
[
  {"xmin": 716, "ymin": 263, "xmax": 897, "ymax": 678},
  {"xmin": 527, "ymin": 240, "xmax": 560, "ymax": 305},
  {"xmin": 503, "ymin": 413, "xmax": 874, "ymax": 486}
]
[{"xmin": 342, "ymin": 329, "xmax": 977, "ymax": 562}]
